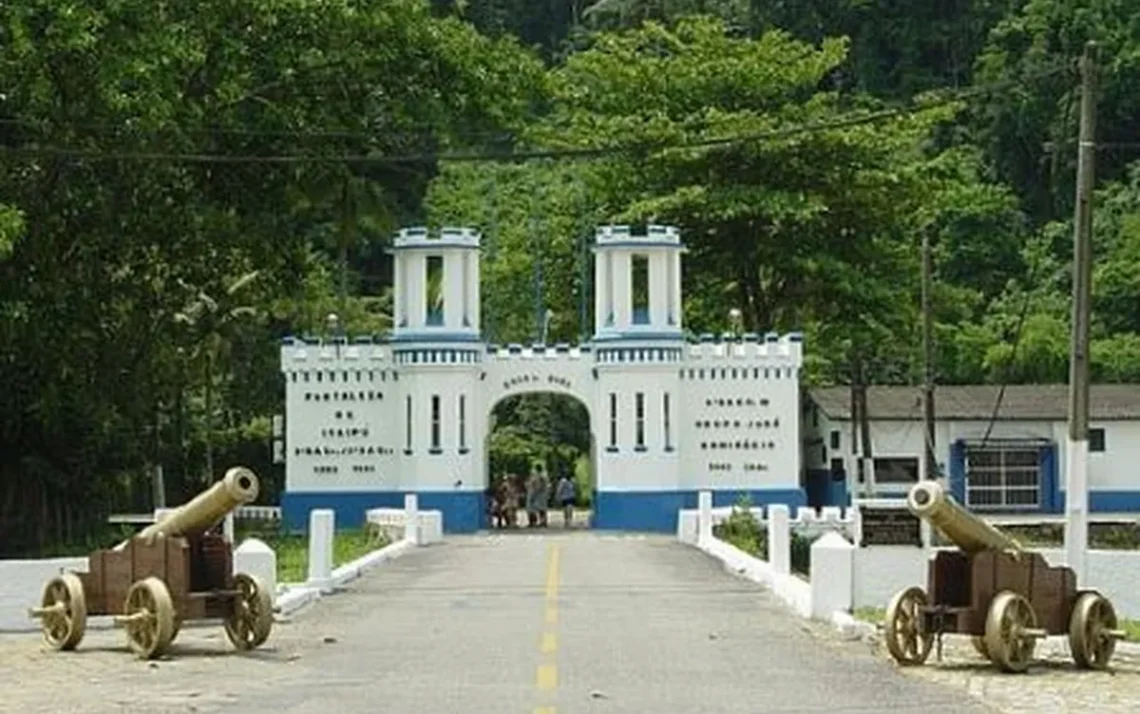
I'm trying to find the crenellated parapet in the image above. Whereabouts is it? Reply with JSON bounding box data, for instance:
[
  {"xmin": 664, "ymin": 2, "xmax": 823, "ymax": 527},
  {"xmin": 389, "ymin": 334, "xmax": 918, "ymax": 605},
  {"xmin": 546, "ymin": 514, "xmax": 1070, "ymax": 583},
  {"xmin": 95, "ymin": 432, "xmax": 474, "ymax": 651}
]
[
  {"xmin": 593, "ymin": 224, "xmax": 682, "ymax": 246},
  {"xmin": 484, "ymin": 342, "xmax": 593, "ymax": 361},
  {"xmin": 392, "ymin": 225, "xmax": 481, "ymax": 249},
  {"xmin": 279, "ymin": 335, "xmax": 392, "ymax": 372},
  {"xmin": 684, "ymin": 332, "xmax": 803, "ymax": 365}
]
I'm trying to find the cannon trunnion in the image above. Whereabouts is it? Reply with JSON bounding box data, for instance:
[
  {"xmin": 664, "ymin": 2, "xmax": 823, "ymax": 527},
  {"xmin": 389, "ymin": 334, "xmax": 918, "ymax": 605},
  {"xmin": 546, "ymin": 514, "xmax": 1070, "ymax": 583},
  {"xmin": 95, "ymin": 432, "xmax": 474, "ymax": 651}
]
[
  {"xmin": 28, "ymin": 467, "xmax": 274, "ymax": 660},
  {"xmin": 884, "ymin": 481, "xmax": 1126, "ymax": 673}
]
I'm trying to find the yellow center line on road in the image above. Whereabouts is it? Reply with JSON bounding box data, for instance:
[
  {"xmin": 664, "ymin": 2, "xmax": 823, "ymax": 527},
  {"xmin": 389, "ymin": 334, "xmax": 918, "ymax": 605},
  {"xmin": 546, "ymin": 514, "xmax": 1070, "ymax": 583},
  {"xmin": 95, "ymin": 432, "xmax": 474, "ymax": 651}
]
[
  {"xmin": 540, "ymin": 631, "xmax": 558, "ymax": 653},
  {"xmin": 536, "ymin": 663, "xmax": 559, "ymax": 690},
  {"xmin": 534, "ymin": 543, "xmax": 562, "ymax": 713}
]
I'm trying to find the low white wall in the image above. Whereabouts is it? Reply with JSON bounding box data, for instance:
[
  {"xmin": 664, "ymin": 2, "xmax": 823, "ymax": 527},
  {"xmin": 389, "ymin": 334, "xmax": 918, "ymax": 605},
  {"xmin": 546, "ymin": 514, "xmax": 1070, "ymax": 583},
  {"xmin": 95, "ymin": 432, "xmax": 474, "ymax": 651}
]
[
  {"xmin": 677, "ymin": 505, "xmax": 855, "ymax": 545},
  {"xmin": 0, "ymin": 557, "xmax": 89, "ymax": 632},
  {"xmin": 699, "ymin": 533, "xmax": 813, "ymax": 618},
  {"xmin": 1041, "ymin": 548, "xmax": 1140, "ymax": 618},
  {"xmin": 683, "ymin": 489, "xmax": 1140, "ymax": 636},
  {"xmin": 852, "ymin": 545, "xmax": 1140, "ymax": 619},
  {"xmin": 854, "ymin": 546, "xmax": 928, "ymax": 611},
  {"xmin": 366, "ymin": 507, "xmax": 443, "ymax": 545}
]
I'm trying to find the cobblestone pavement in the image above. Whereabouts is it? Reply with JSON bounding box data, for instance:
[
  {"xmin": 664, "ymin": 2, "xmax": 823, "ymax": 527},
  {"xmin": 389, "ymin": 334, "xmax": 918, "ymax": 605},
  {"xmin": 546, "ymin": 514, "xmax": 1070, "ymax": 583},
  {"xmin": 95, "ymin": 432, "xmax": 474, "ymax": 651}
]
[
  {"xmin": 824, "ymin": 623, "xmax": 1140, "ymax": 714},
  {"xmin": 0, "ymin": 533, "xmax": 989, "ymax": 714}
]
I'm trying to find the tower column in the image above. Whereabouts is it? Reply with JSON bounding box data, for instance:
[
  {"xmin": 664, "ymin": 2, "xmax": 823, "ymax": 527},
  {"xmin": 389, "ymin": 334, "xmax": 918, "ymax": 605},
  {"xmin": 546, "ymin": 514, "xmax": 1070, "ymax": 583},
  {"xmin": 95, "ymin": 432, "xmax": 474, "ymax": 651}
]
[
  {"xmin": 443, "ymin": 252, "xmax": 464, "ymax": 330},
  {"xmin": 408, "ymin": 253, "xmax": 427, "ymax": 328},
  {"xmin": 466, "ymin": 250, "xmax": 481, "ymax": 331},
  {"xmin": 393, "ymin": 254, "xmax": 406, "ymax": 327},
  {"xmin": 649, "ymin": 252, "xmax": 667, "ymax": 327},
  {"xmin": 613, "ymin": 251, "xmax": 631, "ymax": 331},
  {"xmin": 671, "ymin": 251, "xmax": 683, "ymax": 329},
  {"xmin": 594, "ymin": 249, "xmax": 610, "ymax": 333}
]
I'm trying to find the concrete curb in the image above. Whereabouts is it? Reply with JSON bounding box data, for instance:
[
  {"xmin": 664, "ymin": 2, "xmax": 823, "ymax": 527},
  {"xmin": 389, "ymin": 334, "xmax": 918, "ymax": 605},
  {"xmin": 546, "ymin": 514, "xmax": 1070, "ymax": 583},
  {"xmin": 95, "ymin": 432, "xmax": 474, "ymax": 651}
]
[
  {"xmin": 831, "ymin": 610, "xmax": 878, "ymax": 641},
  {"xmin": 693, "ymin": 536, "xmax": 813, "ymax": 618},
  {"xmin": 274, "ymin": 538, "xmax": 416, "ymax": 618}
]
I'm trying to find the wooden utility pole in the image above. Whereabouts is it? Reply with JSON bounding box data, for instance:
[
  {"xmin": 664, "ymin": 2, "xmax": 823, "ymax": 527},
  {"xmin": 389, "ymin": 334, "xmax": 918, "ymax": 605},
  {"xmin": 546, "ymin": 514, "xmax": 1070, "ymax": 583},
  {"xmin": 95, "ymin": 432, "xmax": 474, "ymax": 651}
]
[
  {"xmin": 1064, "ymin": 41, "xmax": 1098, "ymax": 585},
  {"xmin": 853, "ymin": 356, "xmax": 874, "ymax": 497},
  {"xmin": 152, "ymin": 405, "xmax": 166, "ymax": 509},
  {"xmin": 922, "ymin": 229, "xmax": 937, "ymax": 480}
]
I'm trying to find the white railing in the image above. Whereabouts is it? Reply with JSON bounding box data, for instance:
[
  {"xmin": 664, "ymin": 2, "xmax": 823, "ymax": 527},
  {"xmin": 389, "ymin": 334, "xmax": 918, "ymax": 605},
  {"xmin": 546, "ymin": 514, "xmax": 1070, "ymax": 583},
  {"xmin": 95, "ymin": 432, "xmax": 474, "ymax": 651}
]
[
  {"xmin": 366, "ymin": 503, "xmax": 443, "ymax": 545},
  {"xmin": 676, "ymin": 503, "xmax": 856, "ymax": 545},
  {"xmin": 107, "ymin": 505, "xmax": 282, "ymax": 526},
  {"xmin": 680, "ymin": 491, "xmax": 1140, "ymax": 628}
]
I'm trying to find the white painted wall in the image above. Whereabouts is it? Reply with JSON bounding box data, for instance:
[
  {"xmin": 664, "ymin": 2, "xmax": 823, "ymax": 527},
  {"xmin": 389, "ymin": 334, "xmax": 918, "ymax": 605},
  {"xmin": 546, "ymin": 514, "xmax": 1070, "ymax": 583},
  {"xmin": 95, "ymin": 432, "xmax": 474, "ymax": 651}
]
[
  {"xmin": 804, "ymin": 406, "xmax": 1140, "ymax": 499},
  {"xmin": 282, "ymin": 341, "xmax": 400, "ymax": 493},
  {"xmin": 680, "ymin": 340, "xmax": 802, "ymax": 493},
  {"xmin": 595, "ymin": 360, "xmax": 682, "ymax": 492}
]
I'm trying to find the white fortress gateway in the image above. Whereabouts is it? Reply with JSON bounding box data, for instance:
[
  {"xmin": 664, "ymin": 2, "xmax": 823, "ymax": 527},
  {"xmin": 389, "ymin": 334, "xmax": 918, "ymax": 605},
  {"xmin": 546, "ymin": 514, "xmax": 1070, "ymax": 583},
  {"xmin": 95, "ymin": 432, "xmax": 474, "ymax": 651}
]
[{"xmin": 279, "ymin": 225, "xmax": 805, "ymax": 532}]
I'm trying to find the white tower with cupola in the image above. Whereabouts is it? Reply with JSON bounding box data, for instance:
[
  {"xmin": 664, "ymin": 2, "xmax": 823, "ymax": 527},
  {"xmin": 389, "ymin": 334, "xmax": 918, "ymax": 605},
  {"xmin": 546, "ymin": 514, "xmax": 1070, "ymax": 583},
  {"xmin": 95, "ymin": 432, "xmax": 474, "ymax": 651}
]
[
  {"xmin": 592, "ymin": 224, "xmax": 684, "ymax": 341},
  {"xmin": 391, "ymin": 226, "xmax": 481, "ymax": 342}
]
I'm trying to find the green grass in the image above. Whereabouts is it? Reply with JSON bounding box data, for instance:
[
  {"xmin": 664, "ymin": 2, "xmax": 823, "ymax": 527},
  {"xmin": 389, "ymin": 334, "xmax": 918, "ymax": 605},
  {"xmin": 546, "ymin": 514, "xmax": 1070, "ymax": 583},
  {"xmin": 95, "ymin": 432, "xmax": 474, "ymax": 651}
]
[
  {"xmin": 853, "ymin": 607, "xmax": 886, "ymax": 624},
  {"xmin": 253, "ymin": 528, "xmax": 389, "ymax": 583},
  {"xmin": 1123, "ymin": 619, "xmax": 1140, "ymax": 641}
]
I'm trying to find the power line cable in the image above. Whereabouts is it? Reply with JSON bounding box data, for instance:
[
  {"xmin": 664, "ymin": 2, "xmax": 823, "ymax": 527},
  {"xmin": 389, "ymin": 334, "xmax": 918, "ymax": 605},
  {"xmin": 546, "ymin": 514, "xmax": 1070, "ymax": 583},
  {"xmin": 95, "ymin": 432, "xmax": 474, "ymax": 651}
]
[
  {"xmin": 0, "ymin": 58, "xmax": 1070, "ymax": 142},
  {"xmin": 0, "ymin": 62, "xmax": 1073, "ymax": 166},
  {"xmin": 980, "ymin": 258, "xmax": 1045, "ymax": 446}
]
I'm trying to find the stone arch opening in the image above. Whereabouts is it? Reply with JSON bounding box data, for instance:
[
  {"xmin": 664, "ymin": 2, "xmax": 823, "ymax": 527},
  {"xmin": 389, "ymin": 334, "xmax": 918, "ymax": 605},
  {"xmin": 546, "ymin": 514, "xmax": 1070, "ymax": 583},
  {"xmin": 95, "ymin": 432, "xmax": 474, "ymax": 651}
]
[{"xmin": 484, "ymin": 391, "xmax": 596, "ymax": 531}]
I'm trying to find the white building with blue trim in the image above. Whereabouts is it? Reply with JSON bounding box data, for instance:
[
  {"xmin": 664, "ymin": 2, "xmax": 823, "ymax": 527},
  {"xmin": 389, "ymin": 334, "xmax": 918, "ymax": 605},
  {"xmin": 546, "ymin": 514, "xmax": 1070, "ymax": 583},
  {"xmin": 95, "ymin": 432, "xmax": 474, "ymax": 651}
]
[
  {"xmin": 803, "ymin": 384, "xmax": 1140, "ymax": 513},
  {"xmin": 279, "ymin": 225, "xmax": 805, "ymax": 532}
]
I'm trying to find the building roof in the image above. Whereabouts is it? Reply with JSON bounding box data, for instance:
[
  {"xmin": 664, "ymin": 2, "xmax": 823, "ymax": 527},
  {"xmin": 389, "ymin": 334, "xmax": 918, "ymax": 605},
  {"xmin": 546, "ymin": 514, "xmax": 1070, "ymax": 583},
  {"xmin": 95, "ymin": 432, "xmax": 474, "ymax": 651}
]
[{"xmin": 809, "ymin": 384, "xmax": 1140, "ymax": 421}]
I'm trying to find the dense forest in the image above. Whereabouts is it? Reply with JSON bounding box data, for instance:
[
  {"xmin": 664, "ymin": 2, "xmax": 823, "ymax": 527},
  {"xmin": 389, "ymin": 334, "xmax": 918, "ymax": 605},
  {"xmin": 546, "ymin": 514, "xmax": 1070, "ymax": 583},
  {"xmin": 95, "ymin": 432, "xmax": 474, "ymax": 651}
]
[{"xmin": 1, "ymin": 0, "xmax": 1137, "ymax": 554}]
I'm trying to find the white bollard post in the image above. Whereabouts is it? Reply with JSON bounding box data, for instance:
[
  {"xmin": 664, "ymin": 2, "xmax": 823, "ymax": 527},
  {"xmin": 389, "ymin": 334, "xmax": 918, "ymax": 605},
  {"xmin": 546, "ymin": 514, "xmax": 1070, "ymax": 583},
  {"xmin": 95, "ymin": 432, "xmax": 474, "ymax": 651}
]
[
  {"xmin": 697, "ymin": 491, "xmax": 713, "ymax": 546},
  {"xmin": 234, "ymin": 538, "xmax": 277, "ymax": 602},
  {"xmin": 307, "ymin": 509, "xmax": 335, "ymax": 592},
  {"xmin": 223, "ymin": 512, "xmax": 236, "ymax": 543},
  {"xmin": 810, "ymin": 532, "xmax": 855, "ymax": 619},
  {"xmin": 768, "ymin": 504, "xmax": 791, "ymax": 575},
  {"xmin": 404, "ymin": 494, "xmax": 420, "ymax": 545}
]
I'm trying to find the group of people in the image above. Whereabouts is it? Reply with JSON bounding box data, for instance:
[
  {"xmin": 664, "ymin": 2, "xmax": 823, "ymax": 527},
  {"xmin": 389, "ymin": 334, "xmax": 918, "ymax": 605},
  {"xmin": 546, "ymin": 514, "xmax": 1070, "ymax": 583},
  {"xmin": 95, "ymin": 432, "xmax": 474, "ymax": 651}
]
[{"xmin": 490, "ymin": 463, "xmax": 576, "ymax": 529}]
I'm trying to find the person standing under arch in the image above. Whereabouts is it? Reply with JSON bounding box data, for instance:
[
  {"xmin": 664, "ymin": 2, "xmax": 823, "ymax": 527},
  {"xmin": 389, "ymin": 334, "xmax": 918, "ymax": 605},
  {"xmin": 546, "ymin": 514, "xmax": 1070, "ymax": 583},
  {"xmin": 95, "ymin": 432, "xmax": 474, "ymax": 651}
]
[{"xmin": 555, "ymin": 471, "xmax": 575, "ymax": 529}]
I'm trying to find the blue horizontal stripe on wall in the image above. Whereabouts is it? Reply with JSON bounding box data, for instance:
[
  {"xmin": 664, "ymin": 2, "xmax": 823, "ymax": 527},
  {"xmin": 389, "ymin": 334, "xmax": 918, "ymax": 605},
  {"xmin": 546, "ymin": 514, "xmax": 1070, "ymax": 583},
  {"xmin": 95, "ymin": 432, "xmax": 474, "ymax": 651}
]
[
  {"xmin": 281, "ymin": 490, "xmax": 486, "ymax": 533},
  {"xmin": 1054, "ymin": 490, "xmax": 1140, "ymax": 512},
  {"xmin": 592, "ymin": 488, "xmax": 806, "ymax": 532}
]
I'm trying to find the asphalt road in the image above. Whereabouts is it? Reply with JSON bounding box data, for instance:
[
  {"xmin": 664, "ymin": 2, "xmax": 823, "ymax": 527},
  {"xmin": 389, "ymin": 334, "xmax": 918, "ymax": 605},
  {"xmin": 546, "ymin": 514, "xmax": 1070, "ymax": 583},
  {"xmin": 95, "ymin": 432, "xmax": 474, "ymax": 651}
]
[{"xmin": 0, "ymin": 532, "xmax": 994, "ymax": 714}]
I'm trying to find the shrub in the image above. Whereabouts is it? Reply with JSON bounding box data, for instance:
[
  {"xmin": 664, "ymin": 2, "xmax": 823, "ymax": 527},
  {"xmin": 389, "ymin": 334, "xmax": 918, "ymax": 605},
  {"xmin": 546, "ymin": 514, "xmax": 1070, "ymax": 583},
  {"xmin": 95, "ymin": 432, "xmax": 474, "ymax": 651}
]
[
  {"xmin": 790, "ymin": 532, "xmax": 813, "ymax": 576},
  {"xmin": 713, "ymin": 496, "xmax": 767, "ymax": 558}
]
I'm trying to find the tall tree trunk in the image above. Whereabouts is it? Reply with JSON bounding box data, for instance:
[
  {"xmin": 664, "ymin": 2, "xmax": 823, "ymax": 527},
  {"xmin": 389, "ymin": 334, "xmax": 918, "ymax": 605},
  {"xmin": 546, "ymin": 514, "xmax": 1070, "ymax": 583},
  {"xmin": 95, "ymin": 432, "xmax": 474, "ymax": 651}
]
[{"xmin": 204, "ymin": 349, "xmax": 214, "ymax": 484}]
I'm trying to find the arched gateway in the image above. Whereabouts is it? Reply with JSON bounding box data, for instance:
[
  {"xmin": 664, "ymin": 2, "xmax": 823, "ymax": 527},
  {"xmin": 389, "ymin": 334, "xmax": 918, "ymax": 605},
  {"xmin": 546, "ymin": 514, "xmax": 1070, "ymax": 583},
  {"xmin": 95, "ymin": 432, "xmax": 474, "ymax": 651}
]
[{"xmin": 279, "ymin": 225, "xmax": 805, "ymax": 532}]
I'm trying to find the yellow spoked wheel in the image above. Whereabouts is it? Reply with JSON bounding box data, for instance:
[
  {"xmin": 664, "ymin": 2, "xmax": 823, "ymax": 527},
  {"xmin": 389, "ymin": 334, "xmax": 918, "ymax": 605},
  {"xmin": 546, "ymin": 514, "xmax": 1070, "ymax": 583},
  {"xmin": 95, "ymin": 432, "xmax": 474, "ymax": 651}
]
[
  {"xmin": 984, "ymin": 590, "xmax": 1043, "ymax": 673},
  {"xmin": 884, "ymin": 586, "xmax": 934, "ymax": 666},
  {"xmin": 31, "ymin": 573, "xmax": 87, "ymax": 651},
  {"xmin": 1069, "ymin": 591, "xmax": 1125, "ymax": 670},
  {"xmin": 119, "ymin": 577, "xmax": 176, "ymax": 660},
  {"xmin": 224, "ymin": 573, "xmax": 273, "ymax": 651}
]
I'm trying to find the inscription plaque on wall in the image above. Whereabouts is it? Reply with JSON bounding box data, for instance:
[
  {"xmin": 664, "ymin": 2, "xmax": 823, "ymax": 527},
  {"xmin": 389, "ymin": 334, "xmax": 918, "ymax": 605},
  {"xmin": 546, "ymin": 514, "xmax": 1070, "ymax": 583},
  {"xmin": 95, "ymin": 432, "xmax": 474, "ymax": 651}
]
[{"xmin": 860, "ymin": 507, "xmax": 922, "ymax": 547}]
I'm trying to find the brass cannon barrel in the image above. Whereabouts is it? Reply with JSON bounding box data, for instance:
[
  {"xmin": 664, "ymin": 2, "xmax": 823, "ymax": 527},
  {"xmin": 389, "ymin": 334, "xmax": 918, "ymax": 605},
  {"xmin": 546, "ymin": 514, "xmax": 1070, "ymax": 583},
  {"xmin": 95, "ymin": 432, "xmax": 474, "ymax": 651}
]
[
  {"xmin": 138, "ymin": 467, "xmax": 260, "ymax": 541},
  {"xmin": 906, "ymin": 480, "xmax": 1022, "ymax": 555}
]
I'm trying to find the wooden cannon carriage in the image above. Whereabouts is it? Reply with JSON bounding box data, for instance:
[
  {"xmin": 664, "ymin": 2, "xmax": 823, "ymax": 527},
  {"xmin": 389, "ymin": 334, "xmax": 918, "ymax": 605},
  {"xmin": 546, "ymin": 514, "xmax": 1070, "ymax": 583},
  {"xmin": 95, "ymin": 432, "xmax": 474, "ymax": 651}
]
[
  {"xmin": 28, "ymin": 467, "xmax": 274, "ymax": 660},
  {"xmin": 884, "ymin": 481, "xmax": 1126, "ymax": 673}
]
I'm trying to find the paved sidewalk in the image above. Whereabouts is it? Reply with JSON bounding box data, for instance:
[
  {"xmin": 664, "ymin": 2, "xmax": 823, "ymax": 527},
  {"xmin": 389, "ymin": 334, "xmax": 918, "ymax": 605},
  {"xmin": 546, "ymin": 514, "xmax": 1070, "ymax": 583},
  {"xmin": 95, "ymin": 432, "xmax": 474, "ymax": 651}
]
[
  {"xmin": 0, "ymin": 533, "xmax": 989, "ymax": 714},
  {"xmin": 885, "ymin": 635, "xmax": 1140, "ymax": 713}
]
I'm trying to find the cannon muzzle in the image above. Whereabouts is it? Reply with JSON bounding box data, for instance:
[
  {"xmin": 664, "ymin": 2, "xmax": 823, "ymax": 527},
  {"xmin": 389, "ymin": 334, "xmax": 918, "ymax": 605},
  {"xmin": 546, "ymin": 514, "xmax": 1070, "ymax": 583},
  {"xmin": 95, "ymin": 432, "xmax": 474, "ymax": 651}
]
[
  {"xmin": 138, "ymin": 467, "xmax": 259, "ymax": 542},
  {"xmin": 906, "ymin": 480, "xmax": 1022, "ymax": 555}
]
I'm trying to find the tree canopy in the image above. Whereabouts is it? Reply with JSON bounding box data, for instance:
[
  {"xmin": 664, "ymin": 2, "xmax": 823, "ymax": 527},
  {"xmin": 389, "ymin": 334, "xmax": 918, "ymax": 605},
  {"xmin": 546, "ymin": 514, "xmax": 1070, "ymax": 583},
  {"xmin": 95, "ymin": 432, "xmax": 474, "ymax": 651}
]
[{"xmin": 2, "ymin": 0, "xmax": 1138, "ymax": 554}]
